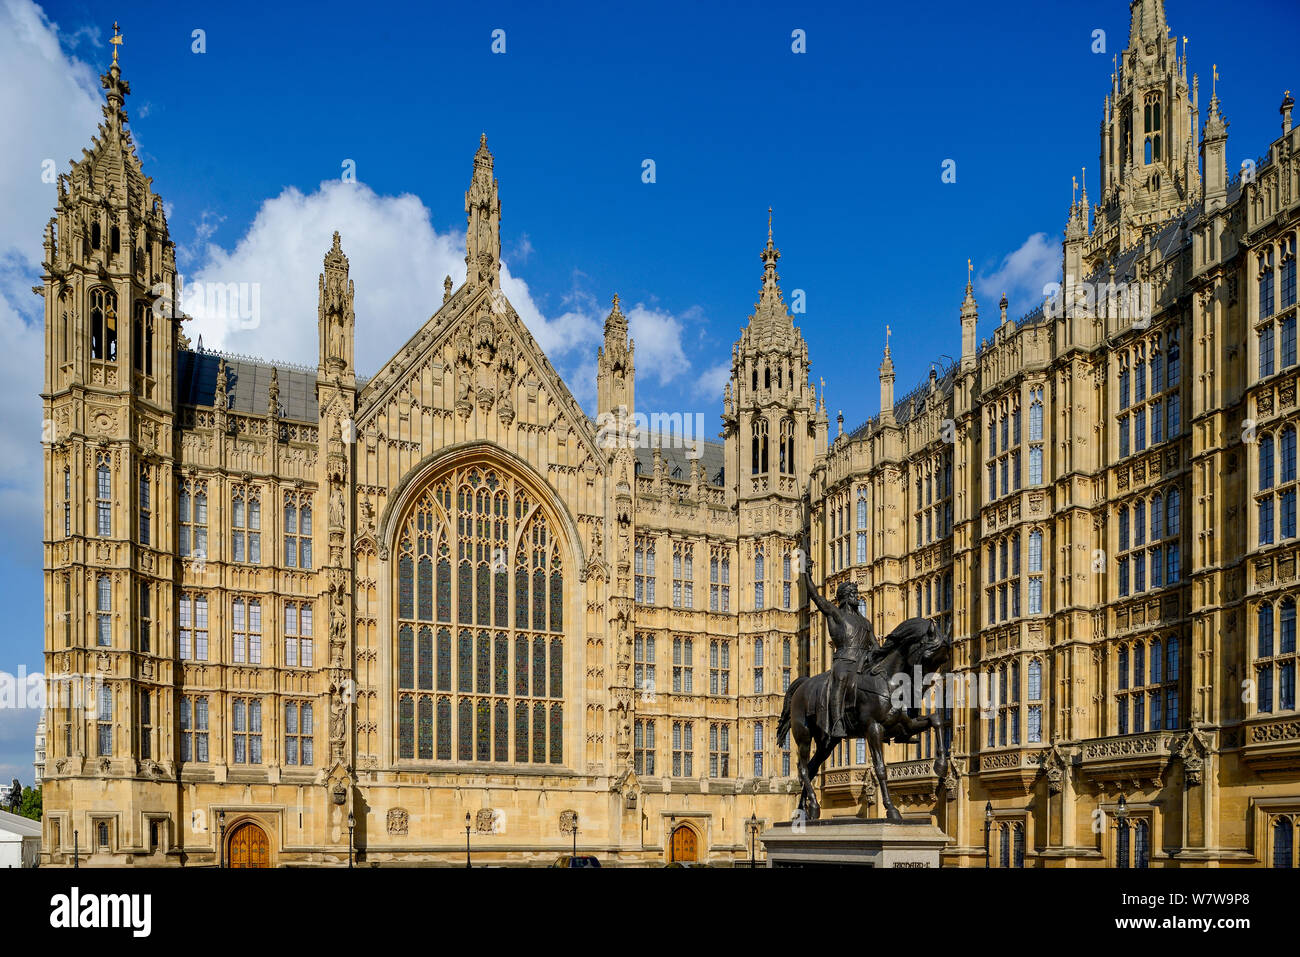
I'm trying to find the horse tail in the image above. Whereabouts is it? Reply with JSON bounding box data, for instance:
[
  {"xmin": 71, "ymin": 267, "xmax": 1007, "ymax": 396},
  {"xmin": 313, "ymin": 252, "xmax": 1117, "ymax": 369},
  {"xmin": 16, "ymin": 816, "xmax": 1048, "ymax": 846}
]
[{"xmin": 776, "ymin": 676, "xmax": 807, "ymax": 747}]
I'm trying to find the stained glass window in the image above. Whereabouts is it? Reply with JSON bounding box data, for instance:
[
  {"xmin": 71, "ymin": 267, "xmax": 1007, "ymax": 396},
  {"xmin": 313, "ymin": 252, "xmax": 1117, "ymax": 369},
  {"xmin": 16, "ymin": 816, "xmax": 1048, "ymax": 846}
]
[
  {"xmin": 476, "ymin": 699, "xmax": 491, "ymax": 761},
  {"xmin": 394, "ymin": 467, "xmax": 566, "ymax": 766},
  {"xmin": 437, "ymin": 541, "xmax": 451, "ymax": 622},
  {"xmin": 550, "ymin": 566, "xmax": 563, "ymax": 631},
  {"xmin": 399, "ymin": 554, "xmax": 414, "ymax": 619},
  {"xmin": 494, "ymin": 700, "xmax": 508, "ymax": 761},
  {"xmin": 495, "ymin": 634, "xmax": 509, "ymax": 694},
  {"xmin": 399, "ymin": 625, "xmax": 414, "ymax": 688},
  {"xmin": 476, "ymin": 632, "xmax": 490, "ymax": 693},
  {"xmin": 418, "ymin": 555, "xmax": 433, "ymax": 621},
  {"xmin": 418, "ymin": 696, "xmax": 433, "ymax": 759},
  {"xmin": 418, "ymin": 626, "xmax": 433, "ymax": 690},
  {"xmin": 533, "ymin": 702, "xmax": 547, "ymax": 762},
  {"xmin": 515, "ymin": 702, "xmax": 529, "ymax": 762},
  {"xmin": 534, "ymin": 636, "xmax": 547, "ymax": 696},
  {"xmin": 550, "ymin": 704, "xmax": 563, "ymax": 764},
  {"xmin": 550, "ymin": 637, "xmax": 563, "ymax": 698},
  {"xmin": 437, "ymin": 628, "xmax": 452, "ymax": 691},
  {"xmin": 436, "ymin": 696, "xmax": 451, "ymax": 759},
  {"xmin": 398, "ymin": 696, "xmax": 414, "ymax": 759},
  {"xmin": 458, "ymin": 698, "xmax": 473, "ymax": 760},
  {"xmin": 458, "ymin": 631, "xmax": 473, "ymax": 693}
]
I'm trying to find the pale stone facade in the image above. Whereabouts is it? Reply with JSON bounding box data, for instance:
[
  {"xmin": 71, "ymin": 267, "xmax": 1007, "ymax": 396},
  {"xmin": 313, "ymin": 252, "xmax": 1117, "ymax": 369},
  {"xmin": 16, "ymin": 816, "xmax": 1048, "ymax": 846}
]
[{"xmin": 39, "ymin": 2, "xmax": 1300, "ymax": 866}]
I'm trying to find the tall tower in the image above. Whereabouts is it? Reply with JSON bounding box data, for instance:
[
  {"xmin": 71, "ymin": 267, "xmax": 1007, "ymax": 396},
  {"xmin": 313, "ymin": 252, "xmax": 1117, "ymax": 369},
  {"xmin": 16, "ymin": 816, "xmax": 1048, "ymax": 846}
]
[
  {"xmin": 1090, "ymin": 0, "xmax": 1200, "ymax": 265},
  {"xmin": 41, "ymin": 28, "xmax": 181, "ymax": 839},
  {"xmin": 722, "ymin": 212, "xmax": 817, "ymax": 673},
  {"xmin": 464, "ymin": 134, "xmax": 501, "ymax": 291}
]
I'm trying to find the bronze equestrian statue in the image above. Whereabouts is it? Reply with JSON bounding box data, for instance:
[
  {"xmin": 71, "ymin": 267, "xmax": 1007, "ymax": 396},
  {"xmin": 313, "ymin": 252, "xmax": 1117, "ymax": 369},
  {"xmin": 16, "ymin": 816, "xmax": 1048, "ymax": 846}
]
[{"xmin": 776, "ymin": 546, "xmax": 951, "ymax": 822}]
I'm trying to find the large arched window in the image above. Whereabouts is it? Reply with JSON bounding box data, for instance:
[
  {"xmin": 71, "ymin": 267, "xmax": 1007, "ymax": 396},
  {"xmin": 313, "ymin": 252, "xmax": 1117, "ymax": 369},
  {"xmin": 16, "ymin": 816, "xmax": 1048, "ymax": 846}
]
[{"xmin": 394, "ymin": 465, "xmax": 565, "ymax": 766}]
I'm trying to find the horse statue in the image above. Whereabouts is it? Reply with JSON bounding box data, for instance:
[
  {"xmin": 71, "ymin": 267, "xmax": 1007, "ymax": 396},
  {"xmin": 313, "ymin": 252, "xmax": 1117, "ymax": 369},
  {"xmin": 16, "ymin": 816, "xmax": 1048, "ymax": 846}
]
[{"xmin": 776, "ymin": 560, "xmax": 952, "ymax": 823}]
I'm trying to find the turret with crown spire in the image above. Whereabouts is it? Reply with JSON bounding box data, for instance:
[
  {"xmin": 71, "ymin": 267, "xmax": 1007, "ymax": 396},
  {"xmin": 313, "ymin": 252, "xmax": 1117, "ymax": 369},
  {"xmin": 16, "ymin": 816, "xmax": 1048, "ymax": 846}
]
[
  {"xmin": 723, "ymin": 212, "xmax": 816, "ymax": 508},
  {"xmin": 43, "ymin": 21, "xmax": 178, "ymax": 401},
  {"xmin": 1090, "ymin": 0, "xmax": 1200, "ymax": 266}
]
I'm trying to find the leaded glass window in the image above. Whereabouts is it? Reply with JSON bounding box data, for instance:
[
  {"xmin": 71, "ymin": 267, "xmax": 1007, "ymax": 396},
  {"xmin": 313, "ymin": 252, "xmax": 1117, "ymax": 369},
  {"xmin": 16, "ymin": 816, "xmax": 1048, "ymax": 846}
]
[{"xmin": 394, "ymin": 467, "xmax": 566, "ymax": 766}]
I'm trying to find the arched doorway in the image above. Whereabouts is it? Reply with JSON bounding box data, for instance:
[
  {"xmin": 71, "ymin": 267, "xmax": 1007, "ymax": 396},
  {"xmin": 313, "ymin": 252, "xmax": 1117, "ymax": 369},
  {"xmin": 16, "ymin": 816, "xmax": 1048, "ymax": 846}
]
[
  {"xmin": 670, "ymin": 824, "xmax": 698, "ymax": 863},
  {"xmin": 227, "ymin": 821, "xmax": 270, "ymax": 868}
]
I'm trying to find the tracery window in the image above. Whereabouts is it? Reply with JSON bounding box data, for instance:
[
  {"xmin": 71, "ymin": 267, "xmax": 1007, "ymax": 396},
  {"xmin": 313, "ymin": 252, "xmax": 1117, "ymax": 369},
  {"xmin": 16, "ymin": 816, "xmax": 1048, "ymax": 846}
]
[
  {"xmin": 709, "ymin": 639, "xmax": 729, "ymax": 695},
  {"xmin": 394, "ymin": 466, "xmax": 565, "ymax": 766},
  {"xmin": 231, "ymin": 598, "xmax": 262, "ymax": 664},
  {"xmin": 1257, "ymin": 427, "xmax": 1298, "ymax": 545},
  {"xmin": 709, "ymin": 547, "xmax": 730, "ymax": 611},
  {"xmin": 635, "ymin": 535, "xmax": 656, "ymax": 604},
  {"xmin": 231, "ymin": 486, "xmax": 261, "ymax": 564},
  {"xmin": 1116, "ymin": 635, "xmax": 1182, "ymax": 733},
  {"xmin": 1254, "ymin": 594, "xmax": 1298, "ymax": 714},
  {"xmin": 283, "ymin": 491, "xmax": 312, "ymax": 569},
  {"xmin": 178, "ymin": 479, "xmax": 207, "ymax": 559},
  {"xmin": 95, "ymin": 454, "xmax": 112, "ymax": 537}
]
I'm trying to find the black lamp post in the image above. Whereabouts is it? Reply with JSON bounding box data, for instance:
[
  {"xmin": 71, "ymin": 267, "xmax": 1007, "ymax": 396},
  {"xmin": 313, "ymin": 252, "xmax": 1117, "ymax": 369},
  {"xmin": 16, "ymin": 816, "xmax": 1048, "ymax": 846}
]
[
  {"xmin": 572, "ymin": 812, "xmax": 579, "ymax": 858},
  {"xmin": 983, "ymin": 801, "xmax": 993, "ymax": 869},
  {"xmin": 347, "ymin": 811, "xmax": 355, "ymax": 869},
  {"xmin": 1114, "ymin": 795, "xmax": 1129, "ymax": 868},
  {"xmin": 218, "ymin": 810, "xmax": 227, "ymax": 869},
  {"xmin": 465, "ymin": 812, "xmax": 472, "ymax": 868},
  {"xmin": 749, "ymin": 812, "xmax": 758, "ymax": 867},
  {"xmin": 669, "ymin": 813, "xmax": 676, "ymax": 865},
  {"xmin": 73, "ymin": 829, "xmax": 78, "ymax": 869}
]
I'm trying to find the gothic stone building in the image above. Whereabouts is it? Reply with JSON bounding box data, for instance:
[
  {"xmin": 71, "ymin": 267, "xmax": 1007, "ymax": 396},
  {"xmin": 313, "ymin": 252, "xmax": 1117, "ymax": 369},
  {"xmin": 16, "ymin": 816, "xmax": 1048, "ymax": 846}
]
[{"xmin": 40, "ymin": 1, "xmax": 1300, "ymax": 866}]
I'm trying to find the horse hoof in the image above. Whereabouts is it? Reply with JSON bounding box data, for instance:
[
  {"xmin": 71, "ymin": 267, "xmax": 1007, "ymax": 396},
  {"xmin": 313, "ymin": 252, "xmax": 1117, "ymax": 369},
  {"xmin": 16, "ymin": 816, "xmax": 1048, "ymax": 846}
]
[{"xmin": 887, "ymin": 809, "xmax": 902, "ymax": 823}]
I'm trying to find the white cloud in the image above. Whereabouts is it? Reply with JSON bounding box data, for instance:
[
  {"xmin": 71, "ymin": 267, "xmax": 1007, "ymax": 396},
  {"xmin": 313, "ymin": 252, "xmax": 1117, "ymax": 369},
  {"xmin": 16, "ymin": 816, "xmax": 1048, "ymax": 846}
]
[
  {"xmin": 975, "ymin": 232, "xmax": 1061, "ymax": 319},
  {"xmin": 692, "ymin": 360, "xmax": 732, "ymax": 404},
  {"xmin": 184, "ymin": 180, "xmax": 711, "ymax": 405}
]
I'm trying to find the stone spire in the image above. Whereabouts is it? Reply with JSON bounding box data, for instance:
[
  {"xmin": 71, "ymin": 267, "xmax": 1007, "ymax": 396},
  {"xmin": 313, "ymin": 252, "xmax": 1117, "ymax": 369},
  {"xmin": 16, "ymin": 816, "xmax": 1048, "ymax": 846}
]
[
  {"xmin": 1128, "ymin": 0, "xmax": 1169, "ymax": 47},
  {"xmin": 465, "ymin": 133, "xmax": 501, "ymax": 290},
  {"xmin": 879, "ymin": 327, "xmax": 896, "ymax": 424},
  {"xmin": 748, "ymin": 208, "xmax": 793, "ymax": 340},
  {"xmin": 960, "ymin": 271, "xmax": 979, "ymax": 372},
  {"xmin": 318, "ymin": 231, "xmax": 355, "ymax": 376},
  {"xmin": 1201, "ymin": 89, "xmax": 1230, "ymax": 212},
  {"xmin": 597, "ymin": 294, "xmax": 635, "ymax": 418}
]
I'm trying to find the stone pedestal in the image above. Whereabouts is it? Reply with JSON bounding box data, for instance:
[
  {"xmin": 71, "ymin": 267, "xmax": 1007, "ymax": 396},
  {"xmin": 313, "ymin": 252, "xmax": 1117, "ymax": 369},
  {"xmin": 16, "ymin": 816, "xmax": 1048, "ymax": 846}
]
[{"xmin": 760, "ymin": 816, "xmax": 951, "ymax": 867}]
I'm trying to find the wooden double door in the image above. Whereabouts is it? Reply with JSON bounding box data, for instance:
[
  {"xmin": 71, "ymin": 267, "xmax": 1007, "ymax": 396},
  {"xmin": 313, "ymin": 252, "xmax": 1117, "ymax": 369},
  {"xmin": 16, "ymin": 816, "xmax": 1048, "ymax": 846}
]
[
  {"xmin": 227, "ymin": 821, "xmax": 270, "ymax": 868},
  {"xmin": 670, "ymin": 825, "xmax": 698, "ymax": 862}
]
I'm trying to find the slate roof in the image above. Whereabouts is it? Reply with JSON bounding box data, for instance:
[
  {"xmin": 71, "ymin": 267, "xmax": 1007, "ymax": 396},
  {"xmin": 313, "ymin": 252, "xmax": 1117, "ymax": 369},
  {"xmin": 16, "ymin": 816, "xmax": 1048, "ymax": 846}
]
[
  {"xmin": 634, "ymin": 438, "xmax": 727, "ymax": 488},
  {"xmin": 177, "ymin": 349, "xmax": 319, "ymax": 423}
]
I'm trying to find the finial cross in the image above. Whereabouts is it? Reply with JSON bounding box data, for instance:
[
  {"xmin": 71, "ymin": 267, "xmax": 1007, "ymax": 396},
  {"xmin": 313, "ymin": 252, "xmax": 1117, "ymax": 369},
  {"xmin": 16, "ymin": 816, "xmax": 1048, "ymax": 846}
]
[{"xmin": 110, "ymin": 22, "xmax": 124, "ymax": 64}]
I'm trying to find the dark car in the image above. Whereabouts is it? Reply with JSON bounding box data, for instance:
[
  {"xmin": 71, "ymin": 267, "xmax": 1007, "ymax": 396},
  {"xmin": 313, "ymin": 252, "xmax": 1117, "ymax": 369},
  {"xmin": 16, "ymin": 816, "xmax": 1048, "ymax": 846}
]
[{"xmin": 551, "ymin": 855, "xmax": 602, "ymax": 868}]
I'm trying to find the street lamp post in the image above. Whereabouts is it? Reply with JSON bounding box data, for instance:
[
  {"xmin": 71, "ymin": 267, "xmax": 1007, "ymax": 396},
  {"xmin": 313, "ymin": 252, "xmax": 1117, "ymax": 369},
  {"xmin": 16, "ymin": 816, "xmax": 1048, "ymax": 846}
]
[
  {"xmin": 347, "ymin": 811, "xmax": 355, "ymax": 869},
  {"xmin": 749, "ymin": 812, "xmax": 758, "ymax": 867},
  {"xmin": 668, "ymin": 814, "xmax": 676, "ymax": 865},
  {"xmin": 219, "ymin": 810, "xmax": 227, "ymax": 869},
  {"xmin": 1114, "ymin": 795, "xmax": 1129, "ymax": 868},
  {"xmin": 572, "ymin": 812, "xmax": 579, "ymax": 858},
  {"xmin": 983, "ymin": 801, "xmax": 993, "ymax": 869},
  {"xmin": 73, "ymin": 829, "xmax": 78, "ymax": 869},
  {"xmin": 465, "ymin": 812, "xmax": 472, "ymax": 868}
]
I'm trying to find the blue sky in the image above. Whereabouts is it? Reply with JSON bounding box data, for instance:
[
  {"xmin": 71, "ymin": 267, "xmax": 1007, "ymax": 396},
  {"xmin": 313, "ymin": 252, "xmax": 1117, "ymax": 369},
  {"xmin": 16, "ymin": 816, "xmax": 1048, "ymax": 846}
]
[{"xmin": 0, "ymin": 0, "xmax": 1296, "ymax": 779}]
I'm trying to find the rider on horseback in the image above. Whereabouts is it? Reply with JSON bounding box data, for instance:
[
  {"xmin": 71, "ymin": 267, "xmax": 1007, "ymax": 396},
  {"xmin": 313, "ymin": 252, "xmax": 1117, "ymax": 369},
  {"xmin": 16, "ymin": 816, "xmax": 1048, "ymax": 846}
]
[{"xmin": 802, "ymin": 541, "xmax": 877, "ymax": 738}]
